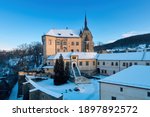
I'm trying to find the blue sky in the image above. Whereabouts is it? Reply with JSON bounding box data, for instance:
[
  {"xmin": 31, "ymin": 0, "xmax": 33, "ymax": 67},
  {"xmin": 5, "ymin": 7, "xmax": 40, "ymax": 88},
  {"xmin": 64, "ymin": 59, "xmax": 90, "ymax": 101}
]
[{"xmin": 0, "ymin": 0, "xmax": 150, "ymax": 50}]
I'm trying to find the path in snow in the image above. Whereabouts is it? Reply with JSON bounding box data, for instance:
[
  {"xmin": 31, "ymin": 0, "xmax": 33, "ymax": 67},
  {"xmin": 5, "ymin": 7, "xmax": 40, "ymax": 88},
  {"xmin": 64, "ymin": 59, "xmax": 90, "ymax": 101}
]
[{"xmin": 9, "ymin": 82, "xmax": 18, "ymax": 100}]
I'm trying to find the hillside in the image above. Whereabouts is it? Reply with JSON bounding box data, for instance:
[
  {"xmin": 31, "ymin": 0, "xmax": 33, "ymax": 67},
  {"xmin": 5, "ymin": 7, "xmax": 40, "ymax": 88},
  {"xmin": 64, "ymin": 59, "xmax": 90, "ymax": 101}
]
[{"xmin": 94, "ymin": 33, "xmax": 150, "ymax": 52}]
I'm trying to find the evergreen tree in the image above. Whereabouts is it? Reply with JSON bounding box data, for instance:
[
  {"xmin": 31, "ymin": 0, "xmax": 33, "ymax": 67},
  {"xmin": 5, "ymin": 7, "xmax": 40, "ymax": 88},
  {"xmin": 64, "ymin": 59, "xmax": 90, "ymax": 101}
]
[
  {"xmin": 54, "ymin": 59, "xmax": 59, "ymax": 85},
  {"xmin": 53, "ymin": 54, "xmax": 67, "ymax": 85},
  {"xmin": 58, "ymin": 54, "xmax": 65, "ymax": 83},
  {"xmin": 64, "ymin": 62, "xmax": 70, "ymax": 83}
]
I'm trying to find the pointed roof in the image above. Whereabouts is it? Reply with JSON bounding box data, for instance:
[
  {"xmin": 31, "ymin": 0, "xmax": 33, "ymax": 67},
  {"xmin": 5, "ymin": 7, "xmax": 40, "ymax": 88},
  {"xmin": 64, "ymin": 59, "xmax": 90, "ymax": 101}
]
[
  {"xmin": 79, "ymin": 29, "xmax": 82, "ymax": 36},
  {"xmin": 84, "ymin": 14, "xmax": 89, "ymax": 30}
]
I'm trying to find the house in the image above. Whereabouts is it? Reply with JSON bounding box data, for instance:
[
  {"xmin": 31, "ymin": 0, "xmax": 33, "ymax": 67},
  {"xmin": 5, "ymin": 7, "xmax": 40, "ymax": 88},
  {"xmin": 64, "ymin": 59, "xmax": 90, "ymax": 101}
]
[{"xmin": 99, "ymin": 65, "xmax": 150, "ymax": 100}]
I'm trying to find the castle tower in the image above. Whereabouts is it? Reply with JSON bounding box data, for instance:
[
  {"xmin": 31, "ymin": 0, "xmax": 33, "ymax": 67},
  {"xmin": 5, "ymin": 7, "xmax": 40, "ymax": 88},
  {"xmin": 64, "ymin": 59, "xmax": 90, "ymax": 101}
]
[{"xmin": 80, "ymin": 15, "xmax": 94, "ymax": 52}]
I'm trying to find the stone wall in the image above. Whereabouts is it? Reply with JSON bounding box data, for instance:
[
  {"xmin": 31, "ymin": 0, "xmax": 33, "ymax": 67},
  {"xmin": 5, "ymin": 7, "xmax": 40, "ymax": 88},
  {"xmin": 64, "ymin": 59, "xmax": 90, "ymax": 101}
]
[{"xmin": 29, "ymin": 89, "xmax": 63, "ymax": 100}]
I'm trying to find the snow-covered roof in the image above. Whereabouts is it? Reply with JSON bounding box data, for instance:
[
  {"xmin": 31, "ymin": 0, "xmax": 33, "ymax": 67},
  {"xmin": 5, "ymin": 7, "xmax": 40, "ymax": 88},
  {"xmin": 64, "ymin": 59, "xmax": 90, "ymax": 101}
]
[
  {"xmin": 100, "ymin": 65, "xmax": 150, "ymax": 89},
  {"xmin": 26, "ymin": 75, "xmax": 62, "ymax": 98},
  {"xmin": 47, "ymin": 52, "xmax": 98, "ymax": 60},
  {"xmin": 36, "ymin": 78, "xmax": 100, "ymax": 100},
  {"xmin": 47, "ymin": 52, "xmax": 72, "ymax": 60},
  {"xmin": 97, "ymin": 51, "xmax": 150, "ymax": 60},
  {"xmin": 71, "ymin": 52, "xmax": 98, "ymax": 59},
  {"xmin": 46, "ymin": 29, "xmax": 80, "ymax": 38},
  {"xmin": 25, "ymin": 75, "xmax": 49, "ymax": 80},
  {"xmin": 43, "ymin": 66, "xmax": 54, "ymax": 69}
]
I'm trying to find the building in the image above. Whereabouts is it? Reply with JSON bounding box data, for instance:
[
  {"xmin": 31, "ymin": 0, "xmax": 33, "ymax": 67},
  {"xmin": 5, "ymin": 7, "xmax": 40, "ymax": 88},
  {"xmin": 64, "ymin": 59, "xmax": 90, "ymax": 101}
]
[
  {"xmin": 44, "ymin": 51, "xmax": 150, "ymax": 76},
  {"xmin": 42, "ymin": 15, "xmax": 94, "ymax": 63},
  {"xmin": 97, "ymin": 51, "xmax": 150, "ymax": 75},
  {"xmin": 45, "ymin": 52, "xmax": 98, "ymax": 75},
  {"xmin": 99, "ymin": 65, "xmax": 150, "ymax": 100}
]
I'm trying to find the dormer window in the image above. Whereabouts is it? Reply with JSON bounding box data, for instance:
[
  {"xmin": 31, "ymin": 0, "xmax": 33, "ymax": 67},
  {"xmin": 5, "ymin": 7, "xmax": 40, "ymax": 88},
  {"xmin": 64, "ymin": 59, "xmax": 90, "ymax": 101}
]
[{"xmin": 72, "ymin": 56, "xmax": 76, "ymax": 59}]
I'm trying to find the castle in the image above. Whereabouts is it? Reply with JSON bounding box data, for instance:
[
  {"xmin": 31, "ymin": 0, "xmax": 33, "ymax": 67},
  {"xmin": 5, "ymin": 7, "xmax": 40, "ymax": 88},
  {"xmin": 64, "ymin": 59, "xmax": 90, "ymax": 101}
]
[{"xmin": 42, "ymin": 15, "xmax": 94, "ymax": 63}]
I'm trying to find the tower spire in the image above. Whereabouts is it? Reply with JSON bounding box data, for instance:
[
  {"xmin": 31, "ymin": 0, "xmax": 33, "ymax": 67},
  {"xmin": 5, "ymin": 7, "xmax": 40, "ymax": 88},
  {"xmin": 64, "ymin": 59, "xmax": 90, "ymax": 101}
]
[{"xmin": 84, "ymin": 14, "xmax": 89, "ymax": 30}]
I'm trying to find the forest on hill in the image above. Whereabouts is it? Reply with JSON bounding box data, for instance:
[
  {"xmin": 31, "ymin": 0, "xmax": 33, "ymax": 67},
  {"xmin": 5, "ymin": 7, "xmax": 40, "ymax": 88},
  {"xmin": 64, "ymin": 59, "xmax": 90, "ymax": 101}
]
[{"xmin": 94, "ymin": 33, "xmax": 150, "ymax": 52}]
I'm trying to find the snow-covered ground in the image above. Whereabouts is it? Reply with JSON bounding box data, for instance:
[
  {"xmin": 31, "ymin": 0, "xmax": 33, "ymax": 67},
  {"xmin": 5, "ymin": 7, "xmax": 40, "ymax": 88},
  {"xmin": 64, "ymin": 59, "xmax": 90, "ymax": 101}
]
[{"xmin": 35, "ymin": 75, "xmax": 107, "ymax": 100}]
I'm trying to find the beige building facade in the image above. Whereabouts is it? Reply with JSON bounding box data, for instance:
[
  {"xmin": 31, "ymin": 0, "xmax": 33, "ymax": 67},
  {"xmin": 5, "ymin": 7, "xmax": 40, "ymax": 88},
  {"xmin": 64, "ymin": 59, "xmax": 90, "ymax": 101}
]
[
  {"xmin": 42, "ymin": 16, "xmax": 94, "ymax": 63},
  {"xmin": 45, "ymin": 52, "xmax": 97, "ymax": 75}
]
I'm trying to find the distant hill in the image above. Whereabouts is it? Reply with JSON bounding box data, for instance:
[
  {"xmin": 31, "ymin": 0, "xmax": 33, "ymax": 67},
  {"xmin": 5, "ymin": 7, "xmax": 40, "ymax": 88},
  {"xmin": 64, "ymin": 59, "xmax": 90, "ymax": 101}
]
[{"xmin": 94, "ymin": 33, "xmax": 150, "ymax": 52}]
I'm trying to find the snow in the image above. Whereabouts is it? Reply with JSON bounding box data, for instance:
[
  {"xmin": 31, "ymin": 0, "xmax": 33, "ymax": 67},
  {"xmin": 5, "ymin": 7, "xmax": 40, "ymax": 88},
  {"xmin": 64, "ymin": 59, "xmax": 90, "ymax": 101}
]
[
  {"xmin": 46, "ymin": 29, "xmax": 80, "ymax": 38},
  {"xmin": 25, "ymin": 75, "xmax": 49, "ymax": 80},
  {"xmin": 97, "ymin": 51, "xmax": 150, "ymax": 60},
  {"xmin": 47, "ymin": 52, "xmax": 98, "ymax": 60},
  {"xmin": 47, "ymin": 52, "xmax": 72, "ymax": 60},
  {"xmin": 48, "ymin": 51, "xmax": 150, "ymax": 61},
  {"xmin": 26, "ymin": 77, "xmax": 62, "ymax": 98},
  {"xmin": 26, "ymin": 75, "xmax": 101, "ymax": 100},
  {"xmin": 9, "ymin": 82, "xmax": 22, "ymax": 100},
  {"xmin": 8, "ymin": 58, "xmax": 19, "ymax": 66},
  {"xmin": 43, "ymin": 66, "xmax": 54, "ymax": 69},
  {"xmin": 100, "ymin": 65, "xmax": 150, "ymax": 89},
  {"xmin": 37, "ymin": 78, "xmax": 100, "ymax": 100},
  {"xmin": 72, "ymin": 52, "xmax": 98, "ymax": 59}
]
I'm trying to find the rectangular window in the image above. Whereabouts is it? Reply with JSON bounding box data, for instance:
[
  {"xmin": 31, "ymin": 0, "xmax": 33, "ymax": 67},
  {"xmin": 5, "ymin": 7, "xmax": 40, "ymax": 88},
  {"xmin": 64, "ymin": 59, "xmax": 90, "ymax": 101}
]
[
  {"xmin": 79, "ymin": 62, "xmax": 82, "ymax": 66},
  {"xmin": 120, "ymin": 87, "xmax": 123, "ymax": 92},
  {"xmin": 97, "ymin": 62, "xmax": 100, "ymax": 65},
  {"xmin": 86, "ymin": 61, "xmax": 89, "ymax": 66},
  {"xmin": 49, "ymin": 40, "xmax": 51, "ymax": 45},
  {"xmin": 111, "ymin": 96, "xmax": 116, "ymax": 100},
  {"xmin": 134, "ymin": 62, "xmax": 137, "ymax": 65},
  {"xmin": 129, "ymin": 62, "xmax": 132, "ymax": 66},
  {"xmin": 111, "ymin": 62, "xmax": 114, "ymax": 66},
  {"xmin": 147, "ymin": 92, "xmax": 150, "ymax": 97},
  {"xmin": 57, "ymin": 41, "xmax": 60, "ymax": 45},
  {"xmin": 72, "ymin": 56, "xmax": 76, "ymax": 59},
  {"xmin": 93, "ymin": 61, "xmax": 95, "ymax": 66},
  {"xmin": 146, "ymin": 63, "xmax": 150, "ymax": 66},
  {"xmin": 123, "ymin": 62, "xmax": 125, "ymax": 66},
  {"xmin": 71, "ymin": 42, "xmax": 74, "ymax": 45},
  {"xmin": 76, "ymin": 42, "xmax": 79, "ymax": 46},
  {"xmin": 103, "ymin": 62, "xmax": 105, "ymax": 66},
  {"xmin": 63, "ymin": 42, "xmax": 67, "ymax": 45},
  {"xmin": 115, "ymin": 62, "xmax": 118, "ymax": 66}
]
